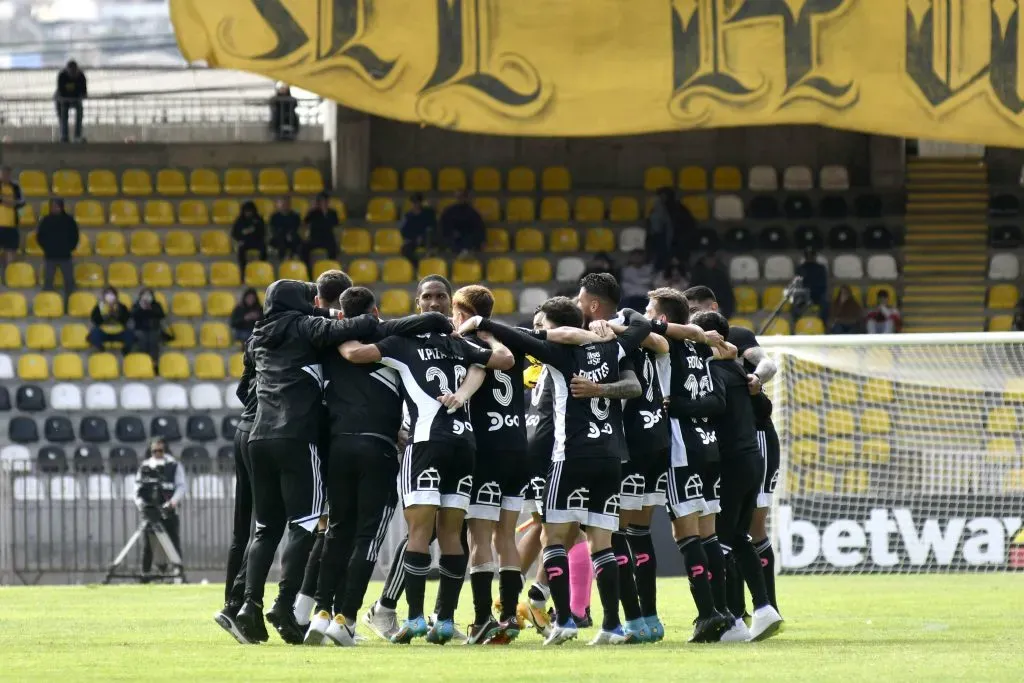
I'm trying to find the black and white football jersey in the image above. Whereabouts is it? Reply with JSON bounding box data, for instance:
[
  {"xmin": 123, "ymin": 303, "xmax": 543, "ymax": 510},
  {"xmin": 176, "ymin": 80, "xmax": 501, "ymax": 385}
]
[
  {"xmin": 663, "ymin": 340, "xmax": 722, "ymax": 468},
  {"xmin": 375, "ymin": 333, "xmax": 493, "ymax": 446},
  {"xmin": 621, "ymin": 346, "xmax": 671, "ymax": 456},
  {"xmin": 464, "ymin": 333, "xmax": 527, "ymax": 454},
  {"xmin": 526, "ymin": 365, "xmax": 555, "ymax": 462}
]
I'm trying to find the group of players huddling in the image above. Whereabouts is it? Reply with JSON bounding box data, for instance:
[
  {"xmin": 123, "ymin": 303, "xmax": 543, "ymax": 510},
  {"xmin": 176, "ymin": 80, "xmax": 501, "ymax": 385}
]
[{"xmin": 213, "ymin": 269, "xmax": 784, "ymax": 647}]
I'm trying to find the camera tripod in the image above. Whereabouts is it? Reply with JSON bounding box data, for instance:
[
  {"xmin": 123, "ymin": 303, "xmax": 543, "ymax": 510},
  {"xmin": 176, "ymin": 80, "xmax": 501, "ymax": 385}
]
[
  {"xmin": 758, "ymin": 275, "xmax": 807, "ymax": 335},
  {"xmin": 104, "ymin": 509, "xmax": 187, "ymax": 584}
]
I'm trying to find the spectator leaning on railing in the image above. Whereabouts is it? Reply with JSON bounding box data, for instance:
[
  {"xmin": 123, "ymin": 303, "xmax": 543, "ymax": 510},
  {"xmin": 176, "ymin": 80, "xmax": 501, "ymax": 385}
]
[
  {"xmin": 36, "ymin": 198, "xmax": 80, "ymax": 304},
  {"xmin": 0, "ymin": 165, "xmax": 25, "ymax": 274},
  {"xmin": 269, "ymin": 82, "xmax": 299, "ymax": 141},
  {"xmin": 55, "ymin": 60, "xmax": 87, "ymax": 143}
]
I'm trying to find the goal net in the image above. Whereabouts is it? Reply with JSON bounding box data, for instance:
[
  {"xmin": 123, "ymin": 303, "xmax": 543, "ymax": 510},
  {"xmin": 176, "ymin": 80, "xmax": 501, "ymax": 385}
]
[{"xmin": 760, "ymin": 332, "xmax": 1024, "ymax": 574}]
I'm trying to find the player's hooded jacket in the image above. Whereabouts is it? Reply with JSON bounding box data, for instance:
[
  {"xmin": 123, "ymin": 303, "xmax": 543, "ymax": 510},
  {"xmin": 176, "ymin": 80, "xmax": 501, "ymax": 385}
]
[
  {"xmin": 248, "ymin": 279, "xmax": 378, "ymax": 443},
  {"xmin": 236, "ymin": 336, "xmax": 258, "ymax": 430}
]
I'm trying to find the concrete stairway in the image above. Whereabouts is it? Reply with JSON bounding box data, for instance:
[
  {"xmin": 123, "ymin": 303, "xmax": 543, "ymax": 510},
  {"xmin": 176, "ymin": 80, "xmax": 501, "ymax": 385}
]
[{"xmin": 901, "ymin": 159, "xmax": 989, "ymax": 332}]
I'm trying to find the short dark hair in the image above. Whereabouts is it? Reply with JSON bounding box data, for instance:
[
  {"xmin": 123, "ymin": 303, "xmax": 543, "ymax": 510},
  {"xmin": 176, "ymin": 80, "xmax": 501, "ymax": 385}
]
[
  {"xmin": 682, "ymin": 285, "xmax": 717, "ymax": 306},
  {"xmin": 417, "ymin": 274, "xmax": 452, "ymax": 297},
  {"xmin": 540, "ymin": 296, "xmax": 584, "ymax": 329},
  {"xmin": 316, "ymin": 269, "xmax": 352, "ymax": 307},
  {"xmin": 579, "ymin": 272, "xmax": 621, "ymax": 308},
  {"xmin": 453, "ymin": 285, "xmax": 494, "ymax": 318},
  {"xmin": 410, "ymin": 192, "xmax": 424, "ymax": 203},
  {"xmin": 647, "ymin": 287, "xmax": 689, "ymax": 324},
  {"xmin": 340, "ymin": 286, "xmax": 376, "ymax": 318},
  {"xmin": 691, "ymin": 310, "xmax": 729, "ymax": 338}
]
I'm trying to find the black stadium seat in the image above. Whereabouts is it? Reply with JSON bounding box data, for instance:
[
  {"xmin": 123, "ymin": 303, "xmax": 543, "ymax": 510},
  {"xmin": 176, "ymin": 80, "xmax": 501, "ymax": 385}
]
[
  {"xmin": 16, "ymin": 385, "xmax": 46, "ymax": 412},
  {"xmin": 9, "ymin": 416, "xmax": 39, "ymax": 443},
  {"xmin": 0, "ymin": 386, "xmax": 10, "ymax": 411},
  {"xmin": 783, "ymin": 194, "xmax": 814, "ymax": 219},
  {"xmin": 115, "ymin": 416, "xmax": 147, "ymax": 443},
  {"xmin": 37, "ymin": 446, "xmax": 68, "ymax": 473},
  {"xmin": 864, "ymin": 224, "xmax": 895, "ymax": 250},
  {"xmin": 819, "ymin": 195, "xmax": 849, "ymax": 219},
  {"xmin": 44, "ymin": 416, "xmax": 75, "ymax": 443},
  {"xmin": 186, "ymin": 415, "xmax": 217, "ymax": 442},
  {"xmin": 794, "ymin": 225, "xmax": 823, "ymax": 250},
  {"xmin": 692, "ymin": 228, "xmax": 720, "ymax": 252},
  {"xmin": 828, "ymin": 224, "xmax": 858, "ymax": 249},
  {"xmin": 217, "ymin": 445, "xmax": 235, "ymax": 471},
  {"xmin": 748, "ymin": 195, "xmax": 780, "ymax": 220},
  {"xmin": 758, "ymin": 225, "xmax": 790, "ymax": 250},
  {"xmin": 989, "ymin": 193, "xmax": 1020, "ymax": 217},
  {"xmin": 109, "ymin": 447, "xmax": 139, "ymax": 473},
  {"xmin": 72, "ymin": 445, "xmax": 104, "ymax": 473},
  {"xmin": 221, "ymin": 415, "xmax": 241, "ymax": 440},
  {"xmin": 724, "ymin": 226, "xmax": 756, "ymax": 252},
  {"xmin": 181, "ymin": 445, "xmax": 212, "ymax": 472},
  {"xmin": 151, "ymin": 415, "xmax": 182, "ymax": 442},
  {"xmin": 990, "ymin": 225, "xmax": 1022, "ymax": 248},
  {"xmin": 855, "ymin": 193, "xmax": 883, "ymax": 218},
  {"xmin": 79, "ymin": 416, "xmax": 110, "ymax": 443}
]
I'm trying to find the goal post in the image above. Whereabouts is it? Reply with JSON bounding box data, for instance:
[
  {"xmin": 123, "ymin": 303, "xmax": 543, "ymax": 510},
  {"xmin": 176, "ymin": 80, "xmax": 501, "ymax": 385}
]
[{"xmin": 759, "ymin": 331, "xmax": 1024, "ymax": 574}]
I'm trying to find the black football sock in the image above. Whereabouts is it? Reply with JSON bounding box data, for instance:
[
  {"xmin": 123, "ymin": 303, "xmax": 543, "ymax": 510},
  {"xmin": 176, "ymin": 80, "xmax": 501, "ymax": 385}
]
[
  {"xmin": 754, "ymin": 537, "xmax": 779, "ymax": 613},
  {"xmin": 300, "ymin": 530, "xmax": 325, "ymax": 598},
  {"xmin": 499, "ymin": 566, "xmax": 523, "ymax": 620},
  {"xmin": 611, "ymin": 532, "xmax": 642, "ymax": 622},
  {"xmin": 701, "ymin": 535, "xmax": 728, "ymax": 614},
  {"xmin": 626, "ymin": 524, "xmax": 658, "ymax": 617},
  {"xmin": 403, "ymin": 551, "xmax": 431, "ymax": 621},
  {"xmin": 379, "ymin": 537, "xmax": 408, "ymax": 611},
  {"xmin": 591, "ymin": 549, "xmax": 621, "ymax": 631},
  {"xmin": 733, "ymin": 539, "xmax": 770, "ymax": 610},
  {"xmin": 677, "ymin": 535, "xmax": 715, "ymax": 619},
  {"xmin": 469, "ymin": 563, "xmax": 495, "ymax": 625},
  {"xmin": 437, "ymin": 554, "xmax": 468, "ymax": 622},
  {"xmin": 541, "ymin": 545, "xmax": 571, "ymax": 626}
]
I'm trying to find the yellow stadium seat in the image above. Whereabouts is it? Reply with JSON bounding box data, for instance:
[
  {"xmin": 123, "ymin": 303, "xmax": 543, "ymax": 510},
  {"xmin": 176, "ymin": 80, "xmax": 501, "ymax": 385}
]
[
  {"xmin": 987, "ymin": 284, "xmax": 1018, "ymax": 309},
  {"xmin": 860, "ymin": 407, "xmax": 890, "ymax": 435},
  {"xmin": 23, "ymin": 232, "xmax": 42, "ymax": 257},
  {"xmin": 483, "ymin": 228, "xmax": 509, "ymax": 253},
  {"xmin": 171, "ymin": 292, "xmax": 204, "ymax": 318},
  {"xmin": 249, "ymin": 197, "xmax": 273, "ymax": 220},
  {"xmin": 376, "ymin": 289, "xmax": 409, "ymax": 316},
  {"xmin": 19, "ymin": 170, "xmax": 49, "ymax": 197},
  {"xmin": 790, "ymin": 439, "xmax": 820, "ymax": 467},
  {"xmin": 60, "ymin": 323, "xmax": 88, "ymax": 350},
  {"xmin": 862, "ymin": 377, "xmax": 893, "ymax": 403},
  {"xmin": 374, "ymin": 228, "xmax": 402, "ymax": 254},
  {"xmin": 734, "ymin": 286, "xmax": 758, "ymax": 314},
  {"xmin": 793, "ymin": 378, "xmax": 823, "ymax": 405},
  {"xmin": 348, "ymin": 258, "xmax": 379, "ymax": 285},
  {"xmin": 229, "ymin": 352, "xmax": 244, "ymax": 378},
  {"xmin": 200, "ymin": 322, "xmax": 232, "ymax": 349},
  {"xmin": 763, "ymin": 317, "xmax": 790, "ymax": 335},
  {"xmin": 824, "ymin": 438, "xmax": 855, "ymax": 466},
  {"xmin": 244, "ymin": 261, "xmax": 275, "ymax": 287},
  {"xmin": 367, "ymin": 198, "xmax": 397, "ymax": 223},
  {"xmin": 142, "ymin": 261, "xmax": 173, "ymax": 288},
  {"xmin": 312, "ymin": 259, "xmax": 341, "ymax": 279},
  {"xmin": 190, "ymin": 168, "xmax": 221, "ymax": 195},
  {"xmin": 863, "ymin": 438, "xmax": 891, "ymax": 465},
  {"xmin": 19, "ymin": 203, "xmax": 38, "ymax": 228},
  {"xmin": 200, "ymin": 231, "xmax": 231, "ymax": 256},
  {"xmin": 278, "ymin": 260, "xmax": 309, "ymax": 281},
  {"xmin": 842, "ymin": 468, "xmax": 870, "ymax": 495},
  {"xmin": 987, "ymin": 406, "xmax": 1019, "ymax": 433},
  {"xmin": 212, "ymin": 199, "xmax": 240, "ymax": 226},
  {"xmin": 340, "ymin": 228, "xmax": 372, "ymax": 255},
  {"xmin": 403, "ymin": 167, "xmax": 432, "ymax": 192},
  {"xmin": 120, "ymin": 169, "xmax": 152, "ymax": 196},
  {"xmin": 473, "ymin": 197, "xmax": 501, "ymax": 222},
  {"xmin": 142, "ymin": 199, "xmax": 173, "ymax": 226},
  {"xmin": 52, "ymin": 169, "xmax": 83, "ymax": 196},
  {"xmin": 541, "ymin": 166, "xmax": 571, "ymax": 192},
  {"xmin": 88, "ymin": 353, "xmax": 119, "ymax": 380},
  {"xmin": 609, "ymin": 197, "xmax": 639, "ymax": 222},
  {"xmin": 681, "ymin": 195, "xmax": 709, "ymax": 220},
  {"xmin": 452, "ymin": 259, "xmax": 482, "ymax": 284},
  {"xmin": 549, "ymin": 227, "xmax": 580, "ymax": 253},
  {"xmin": 162, "ymin": 230, "xmax": 195, "ymax": 257},
  {"xmin": 574, "ymin": 197, "xmax": 605, "ymax": 222},
  {"xmin": 761, "ymin": 286, "xmax": 788, "ymax": 311},
  {"xmin": 678, "ymin": 166, "xmax": 708, "ymax": 191},
  {"xmin": 491, "ymin": 288, "xmax": 515, "ymax": 315},
  {"xmin": 206, "ymin": 292, "xmax": 236, "ymax": 317},
  {"xmin": 866, "ymin": 284, "xmax": 897, "ymax": 307},
  {"xmin": 174, "ymin": 261, "xmax": 206, "ymax": 288},
  {"xmin": 644, "ymin": 167, "xmax": 673, "ymax": 191},
  {"xmin": 33, "ymin": 292, "xmax": 64, "ymax": 318},
  {"xmin": 329, "ymin": 198, "xmax": 347, "ymax": 220},
  {"xmin": 805, "ymin": 470, "xmax": 836, "ymax": 493},
  {"xmin": 986, "ymin": 437, "xmax": 1017, "ymax": 464},
  {"xmin": 712, "ymin": 166, "xmax": 743, "ymax": 191},
  {"xmin": 829, "ymin": 377, "xmax": 858, "ymax": 405},
  {"xmin": 159, "ymin": 353, "xmax": 191, "ymax": 379},
  {"xmin": 224, "ymin": 169, "xmax": 255, "ymax": 195},
  {"xmin": 26, "ymin": 323, "xmax": 56, "ymax": 350},
  {"xmin": 72, "ymin": 232, "xmax": 91, "ymax": 256},
  {"xmin": 584, "ymin": 227, "xmax": 615, "ymax": 252},
  {"xmin": 536, "ymin": 197, "xmax": 568, "ymax": 222},
  {"xmin": 437, "ymin": 168, "xmax": 466, "ymax": 192},
  {"xmin": 792, "ymin": 409, "xmax": 820, "ymax": 437},
  {"xmin": 369, "ymin": 167, "xmax": 399, "ymax": 192},
  {"xmin": 110, "ymin": 200, "xmax": 140, "ymax": 227},
  {"xmin": 74, "ymin": 200, "xmax": 106, "ymax": 227},
  {"xmin": 486, "ymin": 257, "xmax": 517, "ymax": 283},
  {"xmin": 156, "ymin": 169, "xmax": 187, "ymax": 196},
  {"xmin": 177, "ymin": 200, "xmax": 209, "ymax": 226},
  {"xmin": 522, "ymin": 258, "xmax": 552, "ymax": 283},
  {"xmin": 417, "ymin": 257, "xmax": 448, "ymax": 280},
  {"xmin": 130, "ymin": 230, "xmax": 162, "ymax": 257},
  {"xmin": 989, "ymin": 315, "xmax": 1013, "ymax": 332},
  {"xmin": 795, "ymin": 317, "xmax": 825, "ymax": 335},
  {"xmin": 67, "ymin": 292, "xmax": 96, "ymax": 318},
  {"xmin": 211, "ymin": 262, "xmax": 241, "ymax": 287},
  {"xmin": 18, "ymin": 354, "xmax": 49, "ymax": 380},
  {"xmin": 0, "ymin": 292, "xmax": 27, "ymax": 318},
  {"xmin": 515, "ymin": 228, "xmax": 545, "ymax": 252},
  {"xmin": 293, "ymin": 167, "xmax": 324, "ymax": 194},
  {"xmin": 123, "ymin": 353, "xmax": 156, "ymax": 379},
  {"xmin": 472, "ymin": 167, "xmax": 502, "ymax": 192},
  {"xmin": 507, "ymin": 197, "xmax": 536, "ymax": 223},
  {"xmin": 507, "ymin": 167, "xmax": 536, "ymax": 192},
  {"xmin": 53, "ymin": 353, "xmax": 84, "ymax": 380},
  {"xmin": 0, "ymin": 323, "xmax": 20, "ymax": 348},
  {"xmin": 382, "ymin": 258, "xmax": 414, "ymax": 284},
  {"xmin": 87, "ymin": 169, "xmax": 118, "ymax": 197},
  {"xmin": 825, "ymin": 409, "xmax": 855, "ymax": 436},
  {"xmin": 165, "ymin": 323, "xmax": 196, "ymax": 349},
  {"xmin": 5, "ymin": 262, "xmax": 35, "ymax": 288},
  {"xmin": 1008, "ymin": 469, "xmax": 1024, "ymax": 490},
  {"xmin": 96, "ymin": 231, "xmax": 127, "ymax": 257}
]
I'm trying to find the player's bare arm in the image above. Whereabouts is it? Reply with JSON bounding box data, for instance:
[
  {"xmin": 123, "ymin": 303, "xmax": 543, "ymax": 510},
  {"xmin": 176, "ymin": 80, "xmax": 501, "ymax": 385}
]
[
  {"xmin": 569, "ymin": 369, "xmax": 642, "ymax": 399},
  {"xmin": 743, "ymin": 345, "xmax": 778, "ymax": 392},
  {"xmin": 338, "ymin": 339, "xmax": 382, "ymax": 364},
  {"xmin": 546, "ymin": 326, "xmax": 614, "ymax": 345},
  {"xmin": 595, "ymin": 320, "xmax": 669, "ymax": 354},
  {"xmin": 439, "ymin": 365, "xmax": 486, "ymax": 412}
]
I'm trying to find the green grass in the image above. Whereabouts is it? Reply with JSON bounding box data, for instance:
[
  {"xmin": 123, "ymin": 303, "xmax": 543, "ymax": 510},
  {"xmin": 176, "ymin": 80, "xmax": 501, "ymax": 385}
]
[{"xmin": 0, "ymin": 576, "xmax": 1020, "ymax": 681}]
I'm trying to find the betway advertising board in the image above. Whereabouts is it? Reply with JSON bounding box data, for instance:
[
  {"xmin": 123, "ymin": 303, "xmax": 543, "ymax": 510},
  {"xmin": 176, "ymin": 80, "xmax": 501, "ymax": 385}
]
[{"xmin": 779, "ymin": 496, "xmax": 1024, "ymax": 573}]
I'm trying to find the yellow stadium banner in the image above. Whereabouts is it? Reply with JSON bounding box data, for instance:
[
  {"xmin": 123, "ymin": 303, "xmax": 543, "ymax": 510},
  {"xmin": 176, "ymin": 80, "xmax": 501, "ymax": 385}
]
[{"xmin": 171, "ymin": 0, "xmax": 1024, "ymax": 144}]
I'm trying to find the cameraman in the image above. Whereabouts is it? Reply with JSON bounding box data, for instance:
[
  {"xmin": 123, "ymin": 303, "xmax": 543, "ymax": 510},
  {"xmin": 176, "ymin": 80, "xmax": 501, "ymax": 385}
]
[{"xmin": 135, "ymin": 438, "xmax": 186, "ymax": 573}]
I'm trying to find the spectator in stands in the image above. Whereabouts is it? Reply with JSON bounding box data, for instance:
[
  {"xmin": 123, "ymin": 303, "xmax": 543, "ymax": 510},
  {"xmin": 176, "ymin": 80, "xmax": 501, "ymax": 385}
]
[
  {"xmin": 647, "ymin": 186, "xmax": 695, "ymax": 270},
  {"xmin": 0, "ymin": 165, "xmax": 26, "ymax": 274},
  {"xmin": 230, "ymin": 288, "xmax": 263, "ymax": 344},
  {"xmin": 829, "ymin": 285, "xmax": 865, "ymax": 334},
  {"xmin": 301, "ymin": 192, "xmax": 340, "ymax": 267},
  {"xmin": 439, "ymin": 189, "xmax": 485, "ymax": 256},
  {"xmin": 796, "ymin": 247, "xmax": 829, "ymax": 321},
  {"xmin": 400, "ymin": 192, "xmax": 438, "ymax": 265},
  {"xmin": 654, "ymin": 256, "xmax": 689, "ymax": 291},
  {"xmin": 232, "ymin": 201, "xmax": 267, "ymax": 272},
  {"xmin": 269, "ymin": 82, "xmax": 299, "ymax": 141},
  {"xmin": 269, "ymin": 197, "xmax": 301, "ymax": 261},
  {"xmin": 689, "ymin": 251, "xmax": 735, "ymax": 318},
  {"xmin": 582, "ymin": 251, "xmax": 620, "ymax": 282},
  {"xmin": 620, "ymin": 249, "xmax": 655, "ymax": 310},
  {"xmin": 55, "ymin": 60, "xmax": 87, "ymax": 143},
  {"xmin": 866, "ymin": 290, "xmax": 903, "ymax": 334},
  {"xmin": 36, "ymin": 198, "xmax": 79, "ymax": 303},
  {"xmin": 131, "ymin": 288, "xmax": 168, "ymax": 365},
  {"xmin": 88, "ymin": 286, "xmax": 133, "ymax": 354}
]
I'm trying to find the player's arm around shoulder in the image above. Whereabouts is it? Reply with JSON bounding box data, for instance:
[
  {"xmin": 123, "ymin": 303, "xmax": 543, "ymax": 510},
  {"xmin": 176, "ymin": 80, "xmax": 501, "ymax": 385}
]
[{"xmin": 338, "ymin": 339, "xmax": 383, "ymax": 364}]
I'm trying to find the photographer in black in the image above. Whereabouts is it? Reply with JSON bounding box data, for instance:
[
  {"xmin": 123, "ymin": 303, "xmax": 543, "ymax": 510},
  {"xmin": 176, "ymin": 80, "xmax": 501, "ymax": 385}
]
[{"xmin": 135, "ymin": 438, "xmax": 186, "ymax": 574}]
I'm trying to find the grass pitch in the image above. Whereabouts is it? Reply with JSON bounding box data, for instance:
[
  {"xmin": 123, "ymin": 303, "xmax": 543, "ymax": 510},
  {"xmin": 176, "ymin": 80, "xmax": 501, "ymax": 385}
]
[{"xmin": 0, "ymin": 575, "xmax": 1020, "ymax": 682}]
